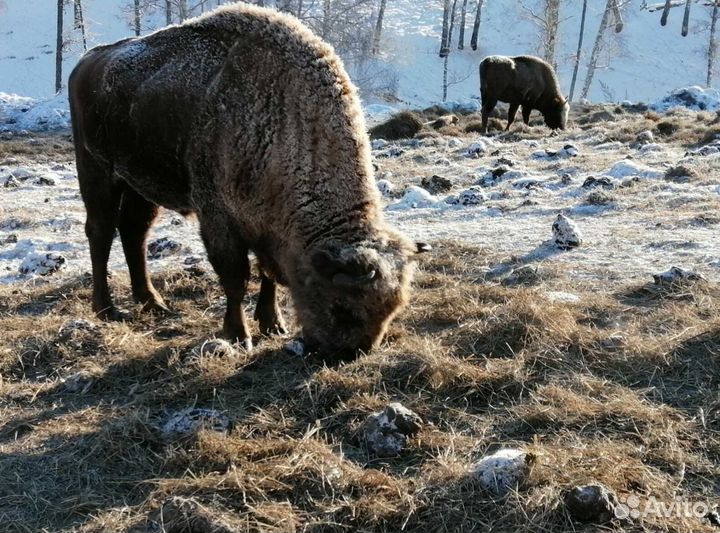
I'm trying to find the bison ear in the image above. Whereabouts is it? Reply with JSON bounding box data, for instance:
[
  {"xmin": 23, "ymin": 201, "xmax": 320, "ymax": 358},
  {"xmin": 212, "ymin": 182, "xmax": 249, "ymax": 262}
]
[{"xmin": 416, "ymin": 242, "xmax": 432, "ymax": 253}]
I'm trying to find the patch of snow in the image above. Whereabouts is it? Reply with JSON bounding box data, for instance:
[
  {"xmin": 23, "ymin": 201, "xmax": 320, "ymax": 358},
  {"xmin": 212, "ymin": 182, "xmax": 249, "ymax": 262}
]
[
  {"xmin": 651, "ymin": 86, "xmax": 720, "ymax": 112},
  {"xmin": 0, "ymin": 91, "xmax": 70, "ymax": 132},
  {"xmin": 387, "ymin": 185, "xmax": 443, "ymax": 210},
  {"xmin": 470, "ymin": 448, "xmax": 529, "ymax": 497},
  {"xmin": 606, "ymin": 160, "xmax": 664, "ymax": 179},
  {"xmin": 19, "ymin": 251, "xmax": 65, "ymax": 276}
]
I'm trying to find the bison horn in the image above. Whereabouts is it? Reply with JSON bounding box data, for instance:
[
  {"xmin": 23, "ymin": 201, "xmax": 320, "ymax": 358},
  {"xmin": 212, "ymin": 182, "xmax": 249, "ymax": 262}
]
[{"xmin": 332, "ymin": 269, "xmax": 377, "ymax": 286}]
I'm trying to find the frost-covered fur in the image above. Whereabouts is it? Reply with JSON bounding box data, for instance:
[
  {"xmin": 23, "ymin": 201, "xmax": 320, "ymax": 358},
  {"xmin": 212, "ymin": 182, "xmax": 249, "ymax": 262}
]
[
  {"xmin": 479, "ymin": 55, "xmax": 569, "ymax": 133},
  {"xmin": 68, "ymin": 4, "xmax": 416, "ymax": 359}
]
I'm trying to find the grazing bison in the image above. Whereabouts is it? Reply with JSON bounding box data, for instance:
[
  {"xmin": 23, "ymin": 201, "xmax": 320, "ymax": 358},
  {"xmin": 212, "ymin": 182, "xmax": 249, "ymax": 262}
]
[
  {"xmin": 479, "ymin": 55, "xmax": 569, "ymax": 134},
  {"xmin": 69, "ymin": 4, "xmax": 423, "ymax": 359}
]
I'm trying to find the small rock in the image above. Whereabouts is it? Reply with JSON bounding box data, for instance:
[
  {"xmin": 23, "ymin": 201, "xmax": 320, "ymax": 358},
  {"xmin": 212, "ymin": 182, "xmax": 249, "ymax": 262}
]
[
  {"xmin": 560, "ymin": 174, "xmax": 573, "ymax": 185},
  {"xmin": 565, "ymin": 484, "xmax": 619, "ymax": 523},
  {"xmin": 635, "ymin": 130, "xmax": 654, "ymax": 145},
  {"xmin": 62, "ymin": 370, "xmax": 96, "ymax": 393},
  {"xmin": 653, "ymin": 266, "xmax": 704, "ymax": 285},
  {"xmin": 3, "ymin": 175, "xmax": 19, "ymax": 188},
  {"xmin": 453, "ymin": 187, "xmax": 488, "ymax": 206},
  {"xmin": 9, "ymin": 168, "xmax": 34, "ymax": 180},
  {"xmin": 686, "ymin": 139, "xmax": 720, "ymax": 157},
  {"xmin": 532, "ymin": 144, "xmax": 579, "ymax": 160},
  {"xmin": 463, "ymin": 140, "xmax": 490, "ymax": 158},
  {"xmin": 706, "ymin": 508, "xmax": 720, "ymax": 527},
  {"xmin": 148, "ymin": 237, "xmax": 182, "ymax": 259},
  {"xmin": 376, "ymin": 178, "xmax": 395, "ymax": 197},
  {"xmin": 371, "ymin": 139, "xmax": 389, "ymax": 150},
  {"xmin": 34, "ymin": 176, "xmax": 55, "ymax": 186},
  {"xmin": 552, "ymin": 214, "xmax": 582, "ymax": 249},
  {"xmin": 469, "ymin": 448, "xmax": 531, "ymax": 496},
  {"xmin": 0, "ymin": 233, "xmax": 18, "ymax": 245},
  {"xmin": 496, "ymin": 157, "xmax": 515, "ymax": 167},
  {"xmin": 365, "ymin": 402, "xmax": 423, "ymax": 457},
  {"xmin": 19, "ymin": 252, "xmax": 66, "ymax": 276},
  {"xmin": 183, "ymin": 255, "xmax": 202, "ymax": 265},
  {"xmin": 420, "ymin": 174, "xmax": 453, "ymax": 194},
  {"xmin": 377, "ymin": 147, "xmax": 404, "ymax": 158},
  {"xmin": 447, "ymin": 138, "xmax": 463, "ymax": 148},
  {"xmin": 192, "ymin": 338, "xmax": 237, "ymax": 358},
  {"xmin": 160, "ymin": 408, "xmax": 232, "ymax": 441},
  {"xmin": 284, "ymin": 338, "xmax": 305, "ymax": 356},
  {"xmin": 582, "ymin": 176, "xmax": 615, "ymax": 190}
]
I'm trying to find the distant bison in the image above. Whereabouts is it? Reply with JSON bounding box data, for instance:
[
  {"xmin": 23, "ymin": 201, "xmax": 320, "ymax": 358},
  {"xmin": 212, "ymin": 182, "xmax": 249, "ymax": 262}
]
[
  {"xmin": 479, "ymin": 55, "xmax": 569, "ymax": 134},
  {"xmin": 69, "ymin": 4, "xmax": 424, "ymax": 360}
]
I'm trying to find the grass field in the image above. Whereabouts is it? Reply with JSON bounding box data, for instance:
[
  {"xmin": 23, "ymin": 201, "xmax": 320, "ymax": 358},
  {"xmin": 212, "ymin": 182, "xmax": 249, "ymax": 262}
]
[{"xmin": 1, "ymin": 107, "xmax": 719, "ymax": 532}]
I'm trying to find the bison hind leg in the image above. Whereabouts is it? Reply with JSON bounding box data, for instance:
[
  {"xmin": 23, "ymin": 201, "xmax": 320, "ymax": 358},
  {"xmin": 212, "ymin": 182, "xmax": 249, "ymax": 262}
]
[
  {"xmin": 480, "ymin": 96, "xmax": 497, "ymax": 135},
  {"xmin": 76, "ymin": 151, "xmax": 126, "ymax": 321},
  {"xmin": 254, "ymin": 274, "xmax": 288, "ymax": 337},
  {"xmin": 118, "ymin": 188, "xmax": 169, "ymax": 315}
]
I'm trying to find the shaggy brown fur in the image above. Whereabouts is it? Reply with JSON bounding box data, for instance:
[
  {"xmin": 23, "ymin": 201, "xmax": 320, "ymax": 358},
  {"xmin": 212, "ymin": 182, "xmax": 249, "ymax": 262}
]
[
  {"xmin": 68, "ymin": 4, "xmax": 419, "ymax": 360},
  {"xmin": 479, "ymin": 55, "xmax": 569, "ymax": 133}
]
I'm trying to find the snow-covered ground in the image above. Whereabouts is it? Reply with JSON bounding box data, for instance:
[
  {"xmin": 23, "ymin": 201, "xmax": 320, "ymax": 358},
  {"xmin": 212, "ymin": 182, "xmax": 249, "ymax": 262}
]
[
  {"xmin": 2, "ymin": 104, "xmax": 719, "ymax": 291},
  {"xmin": 0, "ymin": 1, "xmax": 718, "ymax": 105}
]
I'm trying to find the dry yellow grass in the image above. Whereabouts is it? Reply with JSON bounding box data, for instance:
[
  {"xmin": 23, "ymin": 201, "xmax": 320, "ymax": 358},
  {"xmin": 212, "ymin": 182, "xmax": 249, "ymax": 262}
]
[
  {"xmin": 1, "ymin": 238, "xmax": 719, "ymax": 533},
  {"xmin": 2, "ymin": 110, "xmax": 720, "ymax": 532}
]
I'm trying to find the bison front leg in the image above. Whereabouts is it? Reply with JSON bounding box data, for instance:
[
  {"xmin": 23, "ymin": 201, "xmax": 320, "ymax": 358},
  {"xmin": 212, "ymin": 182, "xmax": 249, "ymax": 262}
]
[
  {"xmin": 506, "ymin": 103, "xmax": 520, "ymax": 131},
  {"xmin": 118, "ymin": 188, "xmax": 169, "ymax": 314},
  {"xmin": 200, "ymin": 222, "xmax": 253, "ymax": 351},
  {"xmin": 254, "ymin": 275, "xmax": 288, "ymax": 336}
]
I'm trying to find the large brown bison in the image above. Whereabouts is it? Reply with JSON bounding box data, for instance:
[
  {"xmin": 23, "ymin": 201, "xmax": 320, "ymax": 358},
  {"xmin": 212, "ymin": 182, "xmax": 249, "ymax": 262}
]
[
  {"xmin": 479, "ymin": 55, "xmax": 569, "ymax": 134},
  {"xmin": 69, "ymin": 4, "xmax": 423, "ymax": 360}
]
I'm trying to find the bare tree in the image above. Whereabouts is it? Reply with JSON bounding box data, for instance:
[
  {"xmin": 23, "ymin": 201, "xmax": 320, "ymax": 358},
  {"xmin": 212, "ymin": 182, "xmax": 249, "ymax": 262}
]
[
  {"xmin": 56, "ymin": 0, "xmax": 64, "ymax": 93},
  {"xmin": 74, "ymin": 0, "xmax": 87, "ymax": 51},
  {"xmin": 134, "ymin": 0, "xmax": 142, "ymax": 35},
  {"xmin": 544, "ymin": 0, "xmax": 560, "ymax": 69},
  {"xmin": 681, "ymin": 0, "xmax": 691, "ymax": 36},
  {"xmin": 569, "ymin": 0, "xmax": 587, "ymax": 101},
  {"xmin": 709, "ymin": 0, "xmax": 720, "ymax": 86},
  {"xmin": 440, "ymin": 0, "xmax": 451, "ymax": 57},
  {"xmin": 372, "ymin": 0, "xmax": 388, "ymax": 54},
  {"xmin": 580, "ymin": 0, "xmax": 612, "ymax": 100},
  {"xmin": 470, "ymin": 0, "xmax": 484, "ymax": 50},
  {"xmin": 458, "ymin": 0, "xmax": 469, "ymax": 49},
  {"xmin": 165, "ymin": 0, "xmax": 172, "ymax": 24},
  {"xmin": 442, "ymin": 0, "xmax": 459, "ymax": 100}
]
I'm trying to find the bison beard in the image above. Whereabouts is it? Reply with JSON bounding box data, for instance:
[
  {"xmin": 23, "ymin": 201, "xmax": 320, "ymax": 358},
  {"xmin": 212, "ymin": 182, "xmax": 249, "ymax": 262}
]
[
  {"xmin": 68, "ymin": 4, "xmax": 422, "ymax": 361},
  {"xmin": 479, "ymin": 55, "xmax": 569, "ymax": 134}
]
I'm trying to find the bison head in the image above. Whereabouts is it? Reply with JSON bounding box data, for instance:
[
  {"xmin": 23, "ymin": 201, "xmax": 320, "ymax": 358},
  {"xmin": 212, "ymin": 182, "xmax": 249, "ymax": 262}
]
[
  {"xmin": 292, "ymin": 233, "xmax": 423, "ymax": 360},
  {"xmin": 544, "ymin": 97, "xmax": 570, "ymax": 131}
]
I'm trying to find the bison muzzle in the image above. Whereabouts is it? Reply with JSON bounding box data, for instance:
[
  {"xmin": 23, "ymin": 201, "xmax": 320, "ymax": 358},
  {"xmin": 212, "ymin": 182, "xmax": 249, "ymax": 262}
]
[{"xmin": 68, "ymin": 4, "xmax": 424, "ymax": 360}]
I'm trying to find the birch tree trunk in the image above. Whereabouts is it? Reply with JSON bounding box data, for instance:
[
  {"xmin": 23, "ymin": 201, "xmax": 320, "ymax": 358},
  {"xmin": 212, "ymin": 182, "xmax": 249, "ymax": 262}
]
[
  {"xmin": 580, "ymin": 0, "xmax": 611, "ymax": 101},
  {"xmin": 372, "ymin": 0, "xmax": 388, "ymax": 54},
  {"xmin": 543, "ymin": 0, "xmax": 560, "ymax": 70},
  {"xmin": 74, "ymin": 0, "xmax": 87, "ymax": 51},
  {"xmin": 439, "ymin": 0, "xmax": 451, "ymax": 57},
  {"xmin": 134, "ymin": 0, "xmax": 141, "ymax": 36},
  {"xmin": 569, "ymin": 0, "xmax": 587, "ymax": 101},
  {"xmin": 709, "ymin": 1, "xmax": 720, "ymax": 87},
  {"xmin": 470, "ymin": 0, "xmax": 484, "ymax": 51},
  {"xmin": 458, "ymin": 0, "xmax": 468, "ymax": 50},
  {"xmin": 55, "ymin": 0, "xmax": 64, "ymax": 93}
]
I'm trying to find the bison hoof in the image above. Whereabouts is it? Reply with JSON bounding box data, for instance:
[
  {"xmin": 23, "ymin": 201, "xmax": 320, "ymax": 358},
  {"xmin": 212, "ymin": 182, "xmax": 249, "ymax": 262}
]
[
  {"xmin": 261, "ymin": 322, "xmax": 288, "ymax": 337},
  {"xmin": 96, "ymin": 306, "xmax": 132, "ymax": 322},
  {"xmin": 238, "ymin": 337, "xmax": 253, "ymax": 352}
]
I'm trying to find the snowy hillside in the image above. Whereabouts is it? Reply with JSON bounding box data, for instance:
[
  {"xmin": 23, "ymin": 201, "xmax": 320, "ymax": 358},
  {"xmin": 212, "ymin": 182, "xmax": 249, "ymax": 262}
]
[{"xmin": 0, "ymin": 0, "xmax": 717, "ymax": 106}]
